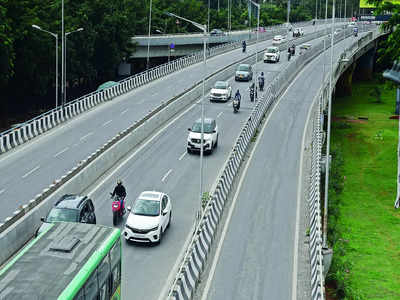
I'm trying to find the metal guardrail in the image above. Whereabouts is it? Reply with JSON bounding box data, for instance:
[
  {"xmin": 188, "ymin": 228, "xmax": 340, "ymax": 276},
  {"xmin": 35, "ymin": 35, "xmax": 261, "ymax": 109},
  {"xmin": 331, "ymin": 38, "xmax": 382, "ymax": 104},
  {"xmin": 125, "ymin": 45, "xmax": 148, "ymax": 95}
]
[
  {"xmin": 0, "ymin": 20, "xmax": 337, "ymax": 155},
  {"xmin": 167, "ymin": 25, "xmax": 382, "ymax": 300}
]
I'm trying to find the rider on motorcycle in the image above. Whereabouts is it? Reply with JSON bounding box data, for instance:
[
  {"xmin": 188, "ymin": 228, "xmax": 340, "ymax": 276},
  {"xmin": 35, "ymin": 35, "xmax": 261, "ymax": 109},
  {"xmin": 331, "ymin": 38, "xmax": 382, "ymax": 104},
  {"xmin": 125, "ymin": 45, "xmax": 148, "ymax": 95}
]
[
  {"xmin": 112, "ymin": 179, "xmax": 126, "ymax": 213},
  {"xmin": 234, "ymin": 89, "xmax": 241, "ymax": 109},
  {"xmin": 242, "ymin": 40, "xmax": 247, "ymax": 53},
  {"xmin": 258, "ymin": 72, "xmax": 265, "ymax": 91}
]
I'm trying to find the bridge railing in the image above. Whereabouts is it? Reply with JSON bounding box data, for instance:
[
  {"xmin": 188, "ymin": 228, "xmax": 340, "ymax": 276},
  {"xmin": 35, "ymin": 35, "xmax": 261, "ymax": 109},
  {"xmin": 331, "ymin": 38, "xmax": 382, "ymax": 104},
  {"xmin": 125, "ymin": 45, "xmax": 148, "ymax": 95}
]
[
  {"xmin": 166, "ymin": 25, "xmax": 382, "ymax": 300},
  {"xmin": 0, "ymin": 20, "xmax": 330, "ymax": 155}
]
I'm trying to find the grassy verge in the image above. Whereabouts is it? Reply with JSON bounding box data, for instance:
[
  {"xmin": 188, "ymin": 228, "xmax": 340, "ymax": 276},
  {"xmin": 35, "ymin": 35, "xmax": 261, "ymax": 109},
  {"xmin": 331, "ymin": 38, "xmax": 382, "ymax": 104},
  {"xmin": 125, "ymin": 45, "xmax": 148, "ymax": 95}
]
[{"xmin": 326, "ymin": 77, "xmax": 400, "ymax": 299}]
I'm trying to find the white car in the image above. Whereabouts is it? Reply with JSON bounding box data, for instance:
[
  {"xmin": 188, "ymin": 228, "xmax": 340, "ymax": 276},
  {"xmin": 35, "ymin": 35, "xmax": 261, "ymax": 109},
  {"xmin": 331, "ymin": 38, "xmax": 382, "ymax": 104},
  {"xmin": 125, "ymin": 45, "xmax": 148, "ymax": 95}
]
[
  {"xmin": 210, "ymin": 81, "xmax": 232, "ymax": 102},
  {"xmin": 187, "ymin": 118, "xmax": 218, "ymax": 154},
  {"xmin": 272, "ymin": 35, "xmax": 286, "ymax": 46},
  {"xmin": 293, "ymin": 28, "xmax": 304, "ymax": 37},
  {"xmin": 124, "ymin": 191, "xmax": 172, "ymax": 244},
  {"xmin": 348, "ymin": 21, "xmax": 356, "ymax": 27},
  {"xmin": 264, "ymin": 46, "xmax": 280, "ymax": 63}
]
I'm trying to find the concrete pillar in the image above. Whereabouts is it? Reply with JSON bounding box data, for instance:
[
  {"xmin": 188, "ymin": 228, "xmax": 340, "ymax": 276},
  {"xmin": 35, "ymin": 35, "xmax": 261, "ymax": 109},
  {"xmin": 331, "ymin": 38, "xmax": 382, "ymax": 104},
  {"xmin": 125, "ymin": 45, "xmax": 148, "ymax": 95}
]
[
  {"xmin": 5, "ymin": 134, "xmax": 11, "ymax": 150},
  {"xmin": 336, "ymin": 62, "xmax": 356, "ymax": 97},
  {"xmin": 0, "ymin": 136, "xmax": 6, "ymax": 153},
  {"xmin": 356, "ymin": 48, "xmax": 375, "ymax": 80}
]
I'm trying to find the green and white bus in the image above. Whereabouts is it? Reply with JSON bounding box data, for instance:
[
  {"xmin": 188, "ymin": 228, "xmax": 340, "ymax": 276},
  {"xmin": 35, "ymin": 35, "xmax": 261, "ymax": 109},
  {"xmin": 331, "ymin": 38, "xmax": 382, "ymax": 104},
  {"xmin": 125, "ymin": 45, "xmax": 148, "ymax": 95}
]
[{"xmin": 0, "ymin": 222, "xmax": 121, "ymax": 300}]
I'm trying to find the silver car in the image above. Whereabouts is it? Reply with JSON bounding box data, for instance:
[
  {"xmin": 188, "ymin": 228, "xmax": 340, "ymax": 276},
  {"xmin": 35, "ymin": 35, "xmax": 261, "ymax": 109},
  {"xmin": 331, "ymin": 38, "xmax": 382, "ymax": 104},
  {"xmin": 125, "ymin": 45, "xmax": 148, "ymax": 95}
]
[{"xmin": 235, "ymin": 64, "xmax": 253, "ymax": 82}]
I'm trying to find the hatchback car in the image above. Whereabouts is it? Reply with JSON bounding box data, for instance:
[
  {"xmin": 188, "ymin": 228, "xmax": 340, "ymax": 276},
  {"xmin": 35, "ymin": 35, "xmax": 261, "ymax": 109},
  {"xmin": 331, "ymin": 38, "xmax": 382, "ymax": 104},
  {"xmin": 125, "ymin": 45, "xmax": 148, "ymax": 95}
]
[
  {"xmin": 272, "ymin": 35, "xmax": 286, "ymax": 45},
  {"xmin": 235, "ymin": 64, "xmax": 253, "ymax": 81},
  {"xmin": 187, "ymin": 118, "xmax": 219, "ymax": 154},
  {"xmin": 264, "ymin": 46, "xmax": 280, "ymax": 63},
  {"xmin": 210, "ymin": 29, "xmax": 225, "ymax": 36},
  {"xmin": 210, "ymin": 81, "xmax": 232, "ymax": 102},
  {"xmin": 36, "ymin": 194, "xmax": 96, "ymax": 236},
  {"xmin": 123, "ymin": 191, "xmax": 172, "ymax": 244}
]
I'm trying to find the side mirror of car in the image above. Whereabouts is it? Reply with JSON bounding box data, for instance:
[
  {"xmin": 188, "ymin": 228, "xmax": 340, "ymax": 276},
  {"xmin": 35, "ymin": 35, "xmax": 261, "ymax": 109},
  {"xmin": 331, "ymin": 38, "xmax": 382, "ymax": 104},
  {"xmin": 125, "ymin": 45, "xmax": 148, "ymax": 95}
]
[
  {"xmin": 188, "ymin": 128, "xmax": 191, "ymax": 131},
  {"xmin": 41, "ymin": 217, "xmax": 45, "ymax": 222},
  {"xmin": 127, "ymin": 206, "xmax": 132, "ymax": 212},
  {"xmin": 213, "ymin": 130, "xmax": 217, "ymax": 133}
]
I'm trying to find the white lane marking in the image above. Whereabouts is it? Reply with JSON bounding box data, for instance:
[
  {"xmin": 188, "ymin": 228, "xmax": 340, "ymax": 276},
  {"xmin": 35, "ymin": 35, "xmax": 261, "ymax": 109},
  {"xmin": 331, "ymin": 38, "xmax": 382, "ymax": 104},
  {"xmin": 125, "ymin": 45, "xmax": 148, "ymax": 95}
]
[
  {"xmin": 201, "ymin": 50, "xmax": 314, "ymax": 300},
  {"xmin": 0, "ymin": 189, "xmax": 5, "ymax": 195},
  {"xmin": 121, "ymin": 109, "xmax": 129, "ymax": 115},
  {"xmin": 80, "ymin": 132, "xmax": 93, "ymax": 141},
  {"xmin": 54, "ymin": 147, "xmax": 69, "ymax": 158},
  {"xmin": 102, "ymin": 120, "xmax": 112, "ymax": 127},
  {"xmin": 22, "ymin": 165, "xmax": 40, "ymax": 179},
  {"xmin": 178, "ymin": 152, "xmax": 187, "ymax": 161},
  {"xmin": 161, "ymin": 169, "xmax": 173, "ymax": 182},
  {"xmin": 217, "ymin": 112, "xmax": 223, "ymax": 118}
]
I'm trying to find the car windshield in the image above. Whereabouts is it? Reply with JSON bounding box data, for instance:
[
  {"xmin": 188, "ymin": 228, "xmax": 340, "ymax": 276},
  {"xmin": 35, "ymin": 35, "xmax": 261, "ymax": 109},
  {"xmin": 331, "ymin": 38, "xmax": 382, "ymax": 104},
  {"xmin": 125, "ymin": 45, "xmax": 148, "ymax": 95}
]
[
  {"xmin": 267, "ymin": 47, "xmax": 277, "ymax": 53},
  {"xmin": 237, "ymin": 65, "xmax": 249, "ymax": 71},
  {"xmin": 214, "ymin": 82, "xmax": 227, "ymax": 89},
  {"xmin": 191, "ymin": 122, "xmax": 214, "ymax": 133},
  {"xmin": 274, "ymin": 36, "xmax": 282, "ymax": 40},
  {"xmin": 46, "ymin": 208, "xmax": 79, "ymax": 222},
  {"xmin": 132, "ymin": 199, "xmax": 160, "ymax": 216}
]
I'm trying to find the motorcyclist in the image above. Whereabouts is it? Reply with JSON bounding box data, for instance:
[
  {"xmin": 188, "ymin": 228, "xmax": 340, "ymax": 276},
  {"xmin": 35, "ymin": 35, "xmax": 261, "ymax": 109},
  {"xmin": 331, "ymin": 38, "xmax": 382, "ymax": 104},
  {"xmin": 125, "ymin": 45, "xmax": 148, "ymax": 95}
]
[
  {"xmin": 258, "ymin": 72, "xmax": 265, "ymax": 91},
  {"xmin": 234, "ymin": 89, "xmax": 241, "ymax": 109},
  {"xmin": 290, "ymin": 44, "xmax": 295, "ymax": 55},
  {"xmin": 353, "ymin": 27, "xmax": 358, "ymax": 36},
  {"xmin": 111, "ymin": 179, "xmax": 126, "ymax": 213},
  {"xmin": 242, "ymin": 40, "xmax": 246, "ymax": 53}
]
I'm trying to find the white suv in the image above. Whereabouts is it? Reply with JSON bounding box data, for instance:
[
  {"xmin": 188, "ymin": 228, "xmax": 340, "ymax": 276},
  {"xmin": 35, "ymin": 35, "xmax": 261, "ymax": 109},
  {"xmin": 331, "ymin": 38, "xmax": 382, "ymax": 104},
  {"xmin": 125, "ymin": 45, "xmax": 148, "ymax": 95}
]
[
  {"xmin": 187, "ymin": 118, "xmax": 218, "ymax": 154},
  {"xmin": 264, "ymin": 46, "xmax": 280, "ymax": 63},
  {"xmin": 124, "ymin": 191, "xmax": 172, "ymax": 244},
  {"xmin": 272, "ymin": 35, "xmax": 285, "ymax": 45}
]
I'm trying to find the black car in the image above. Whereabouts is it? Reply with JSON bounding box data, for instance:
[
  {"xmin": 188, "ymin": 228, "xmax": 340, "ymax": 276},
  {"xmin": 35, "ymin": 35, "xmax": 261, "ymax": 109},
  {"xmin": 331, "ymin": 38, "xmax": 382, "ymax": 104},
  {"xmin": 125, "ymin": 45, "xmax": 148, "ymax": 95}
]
[{"xmin": 36, "ymin": 194, "xmax": 96, "ymax": 236}]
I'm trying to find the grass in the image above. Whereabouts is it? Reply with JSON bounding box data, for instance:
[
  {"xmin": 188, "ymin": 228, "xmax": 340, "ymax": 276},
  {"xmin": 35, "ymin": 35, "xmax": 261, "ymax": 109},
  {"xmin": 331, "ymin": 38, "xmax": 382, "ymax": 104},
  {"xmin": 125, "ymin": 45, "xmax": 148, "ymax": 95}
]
[{"xmin": 326, "ymin": 77, "xmax": 400, "ymax": 300}]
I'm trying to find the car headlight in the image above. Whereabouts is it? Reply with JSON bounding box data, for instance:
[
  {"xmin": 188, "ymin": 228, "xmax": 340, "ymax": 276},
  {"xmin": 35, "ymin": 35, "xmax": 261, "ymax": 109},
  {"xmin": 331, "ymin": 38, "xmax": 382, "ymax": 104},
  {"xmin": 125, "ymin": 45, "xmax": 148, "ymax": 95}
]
[{"xmin": 148, "ymin": 226, "xmax": 159, "ymax": 232}]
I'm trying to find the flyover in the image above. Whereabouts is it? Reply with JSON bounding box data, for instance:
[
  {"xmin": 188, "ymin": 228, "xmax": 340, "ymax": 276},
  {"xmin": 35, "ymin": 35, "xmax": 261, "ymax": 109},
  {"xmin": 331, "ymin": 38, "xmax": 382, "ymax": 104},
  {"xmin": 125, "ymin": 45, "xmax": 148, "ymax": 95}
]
[{"xmin": 0, "ymin": 20, "xmax": 384, "ymax": 300}]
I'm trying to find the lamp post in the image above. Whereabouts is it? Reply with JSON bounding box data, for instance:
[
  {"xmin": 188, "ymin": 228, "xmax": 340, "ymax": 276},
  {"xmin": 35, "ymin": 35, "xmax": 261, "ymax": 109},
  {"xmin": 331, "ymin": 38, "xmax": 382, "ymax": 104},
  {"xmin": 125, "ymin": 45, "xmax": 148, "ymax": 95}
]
[
  {"xmin": 32, "ymin": 25, "xmax": 58, "ymax": 108},
  {"xmin": 64, "ymin": 28, "xmax": 84, "ymax": 104},
  {"xmin": 165, "ymin": 12, "xmax": 207, "ymax": 224},
  {"xmin": 147, "ymin": 0, "xmax": 153, "ymax": 70},
  {"xmin": 323, "ymin": 0, "xmax": 335, "ymax": 248},
  {"xmin": 61, "ymin": 0, "xmax": 64, "ymax": 106},
  {"xmin": 249, "ymin": 0, "xmax": 260, "ymax": 100}
]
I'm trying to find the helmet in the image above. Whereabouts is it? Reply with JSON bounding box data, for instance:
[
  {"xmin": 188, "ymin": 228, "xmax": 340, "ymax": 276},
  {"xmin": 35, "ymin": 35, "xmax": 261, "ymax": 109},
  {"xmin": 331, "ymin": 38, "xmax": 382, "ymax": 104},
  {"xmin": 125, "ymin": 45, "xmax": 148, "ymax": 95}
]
[
  {"xmin": 117, "ymin": 179, "xmax": 122, "ymax": 185},
  {"xmin": 261, "ymin": 72, "xmax": 264, "ymax": 76}
]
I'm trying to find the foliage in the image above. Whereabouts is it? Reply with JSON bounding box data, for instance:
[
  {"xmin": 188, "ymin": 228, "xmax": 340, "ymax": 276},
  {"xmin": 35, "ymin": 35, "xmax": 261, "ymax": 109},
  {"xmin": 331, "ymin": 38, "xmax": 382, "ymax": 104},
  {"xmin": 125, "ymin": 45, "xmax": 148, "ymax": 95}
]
[{"xmin": 326, "ymin": 79, "xmax": 400, "ymax": 299}]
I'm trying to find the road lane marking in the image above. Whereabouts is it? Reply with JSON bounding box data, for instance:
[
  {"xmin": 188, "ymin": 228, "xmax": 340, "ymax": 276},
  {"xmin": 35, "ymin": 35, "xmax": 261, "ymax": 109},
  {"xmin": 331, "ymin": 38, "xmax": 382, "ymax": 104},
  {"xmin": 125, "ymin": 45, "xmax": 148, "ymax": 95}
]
[
  {"xmin": 121, "ymin": 109, "xmax": 129, "ymax": 115},
  {"xmin": 102, "ymin": 120, "xmax": 112, "ymax": 127},
  {"xmin": 217, "ymin": 112, "xmax": 223, "ymax": 118},
  {"xmin": 80, "ymin": 132, "xmax": 93, "ymax": 141},
  {"xmin": 22, "ymin": 165, "xmax": 40, "ymax": 179},
  {"xmin": 0, "ymin": 189, "xmax": 4, "ymax": 195},
  {"xmin": 178, "ymin": 152, "xmax": 187, "ymax": 161},
  {"xmin": 54, "ymin": 147, "xmax": 69, "ymax": 158},
  {"xmin": 161, "ymin": 169, "xmax": 173, "ymax": 182},
  {"xmin": 201, "ymin": 50, "xmax": 314, "ymax": 300}
]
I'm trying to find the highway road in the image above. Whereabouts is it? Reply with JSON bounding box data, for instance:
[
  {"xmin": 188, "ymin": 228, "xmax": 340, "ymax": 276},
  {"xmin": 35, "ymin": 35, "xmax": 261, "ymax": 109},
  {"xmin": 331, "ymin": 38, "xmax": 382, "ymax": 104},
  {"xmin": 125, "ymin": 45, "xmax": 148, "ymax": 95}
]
[
  {"xmin": 83, "ymin": 33, "xmax": 334, "ymax": 300},
  {"xmin": 196, "ymin": 33, "xmax": 360, "ymax": 300},
  {"xmin": 0, "ymin": 23, "xmax": 329, "ymax": 221}
]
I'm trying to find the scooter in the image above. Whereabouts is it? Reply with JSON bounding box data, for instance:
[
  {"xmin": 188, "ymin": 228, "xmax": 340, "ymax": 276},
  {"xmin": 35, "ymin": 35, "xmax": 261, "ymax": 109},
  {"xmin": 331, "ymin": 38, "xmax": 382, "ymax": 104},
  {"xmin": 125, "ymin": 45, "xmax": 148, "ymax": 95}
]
[
  {"xmin": 233, "ymin": 98, "xmax": 240, "ymax": 113},
  {"xmin": 111, "ymin": 194, "xmax": 126, "ymax": 226},
  {"xmin": 287, "ymin": 52, "xmax": 291, "ymax": 61},
  {"xmin": 258, "ymin": 79, "xmax": 264, "ymax": 92},
  {"xmin": 249, "ymin": 87, "xmax": 255, "ymax": 102}
]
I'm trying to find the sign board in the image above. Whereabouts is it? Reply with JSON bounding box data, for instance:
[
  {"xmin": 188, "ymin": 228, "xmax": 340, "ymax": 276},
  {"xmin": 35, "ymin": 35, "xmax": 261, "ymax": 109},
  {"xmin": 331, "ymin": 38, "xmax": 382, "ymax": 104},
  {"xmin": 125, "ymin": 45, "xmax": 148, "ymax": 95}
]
[{"xmin": 359, "ymin": 0, "xmax": 400, "ymax": 8}]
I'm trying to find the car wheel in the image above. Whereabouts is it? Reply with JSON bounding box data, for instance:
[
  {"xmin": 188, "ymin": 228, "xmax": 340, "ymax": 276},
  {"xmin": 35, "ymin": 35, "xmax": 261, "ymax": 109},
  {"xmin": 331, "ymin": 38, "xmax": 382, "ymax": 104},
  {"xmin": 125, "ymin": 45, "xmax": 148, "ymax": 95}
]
[
  {"xmin": 167, "ymin": 212, "xmax": 172, "ymax": 228},
  {"xmin": 157, "ymin": 228, "xmax": 163, "ymax": 245},
  {"xmin": 93, "ymin": 216, "xmax": 97, "ymax": 224},
  {"xmin": 187, "ymin": 148, "xmax": 192, "ymax": 154},
  {"xmin": 215, "ymin": 135, "xmax": 218, "ymax": 148}
]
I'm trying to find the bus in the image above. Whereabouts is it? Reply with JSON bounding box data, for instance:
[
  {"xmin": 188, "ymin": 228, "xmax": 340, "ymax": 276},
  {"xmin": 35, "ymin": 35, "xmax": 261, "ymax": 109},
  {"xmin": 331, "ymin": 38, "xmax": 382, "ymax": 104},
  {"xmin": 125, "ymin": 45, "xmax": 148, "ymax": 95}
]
[{"xmin": 0, "ymin": 222, "xmax": 121, "ymax": 300}]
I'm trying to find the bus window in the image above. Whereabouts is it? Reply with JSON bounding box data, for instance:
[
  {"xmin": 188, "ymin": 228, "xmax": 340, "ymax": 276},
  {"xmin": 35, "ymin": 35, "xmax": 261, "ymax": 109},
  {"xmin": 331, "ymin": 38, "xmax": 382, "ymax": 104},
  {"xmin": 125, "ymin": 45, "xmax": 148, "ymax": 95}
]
[
  {"xmin": 110, "ymin": 239, "xmax": 120, "ymax": 269},
  {"xmin": 98, "ymin": 255, "xmax": 111, "ymax": 300},
  {"xmin": 84, "ymin": 269, "xmax": 99, "ymax": 300},
  {"xmin": 110, "ymin": 239, "xmax": 121, "ymax": 295},
  {"xmin": 74, "ymin": 288, "xmax": 85, "ymax": 300}
]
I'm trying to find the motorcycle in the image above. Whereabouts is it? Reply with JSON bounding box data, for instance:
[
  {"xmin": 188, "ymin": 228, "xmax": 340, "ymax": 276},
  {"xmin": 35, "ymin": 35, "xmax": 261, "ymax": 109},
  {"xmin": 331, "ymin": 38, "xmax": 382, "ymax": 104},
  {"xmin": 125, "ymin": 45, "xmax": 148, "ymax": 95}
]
[
  {"xmin": 287, "ymin": 51, "xmax": 291, "ymax": 61},
  {"xmin": 242, "ymin": 45, "xmax": 246, "ymax": 53},
  {"xmin": 233, "ymin": 98, "xmax": 240, "ymax": 113},
  {"xmin": 354, "ymin": 32, "xmax": 358, "ymax": 37},
  {"xmin": 110, "ymin": 194, "xmax": 126, "ymax": 225}
]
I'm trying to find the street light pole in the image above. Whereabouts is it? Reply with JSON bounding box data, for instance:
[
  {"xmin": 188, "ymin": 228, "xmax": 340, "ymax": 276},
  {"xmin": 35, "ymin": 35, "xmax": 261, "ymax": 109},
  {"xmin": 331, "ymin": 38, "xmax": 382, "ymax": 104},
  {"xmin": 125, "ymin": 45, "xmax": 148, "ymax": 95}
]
[
  {"xmin": 32, "ymin": 25, "xmax": 58, "ymax": 108},
  {"xmin": 323, "ymin": 0, "xmax": 335, "ymax": 248},
  {"xmin": 165, "ymin": 12, "xmax": 207, "ymax": 224},
  {"xmin": 146, "ymin": 0, "xmax": 153, "ymax": 70},
  {"xmin": 249, "ymin": 0, "xmax": 260, "ymax": 100},
  {"xmin": 64, "ymin": 28, "xmax": 84, "ymax": 103},
  {"xmin": 208, "ymin": 0, "xmax": 210, "ymax": 34},
  {"xmin": 61, "ymin": 0, "xmax": 64, "ymax": 106}
]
